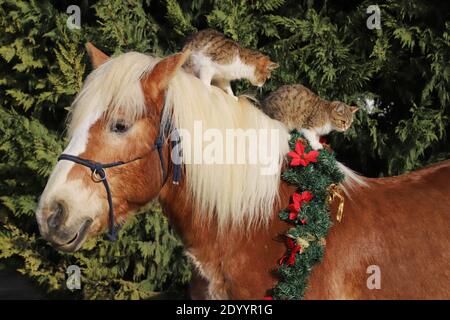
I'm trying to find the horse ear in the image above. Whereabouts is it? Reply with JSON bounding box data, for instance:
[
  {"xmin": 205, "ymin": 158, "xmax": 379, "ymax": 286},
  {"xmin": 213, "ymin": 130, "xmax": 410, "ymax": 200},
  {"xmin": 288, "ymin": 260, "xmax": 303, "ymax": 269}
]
[
  {"xmin": 268, "ymin": 61, "xmax": 279, "ymax": 71},
  {"xmin": 86, "ymin": 42, "xmax": 109, "ymax": 69},
  {"xmin": 143, "ymin": 49, "xmax": 191, "ymax": 97}
]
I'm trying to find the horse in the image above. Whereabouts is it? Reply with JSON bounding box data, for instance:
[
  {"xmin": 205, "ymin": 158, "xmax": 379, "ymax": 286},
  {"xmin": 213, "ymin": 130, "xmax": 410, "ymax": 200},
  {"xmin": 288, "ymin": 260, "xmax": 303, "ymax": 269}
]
[{"xmin": 35, "ymin": 43, "xmax": 450, "ymax": 299}]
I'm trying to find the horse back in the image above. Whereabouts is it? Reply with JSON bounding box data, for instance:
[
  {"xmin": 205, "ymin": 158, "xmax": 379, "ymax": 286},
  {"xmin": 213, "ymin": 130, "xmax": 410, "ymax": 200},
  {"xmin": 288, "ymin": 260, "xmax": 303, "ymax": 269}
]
[{"xmin": 305, "ymin": 160, "xmax": 450, "ymax": 299}]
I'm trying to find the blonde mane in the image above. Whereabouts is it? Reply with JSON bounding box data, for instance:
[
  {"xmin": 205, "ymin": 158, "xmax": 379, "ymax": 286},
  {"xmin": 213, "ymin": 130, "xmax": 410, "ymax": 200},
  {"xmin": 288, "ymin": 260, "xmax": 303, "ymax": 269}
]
[
  {"xmin": 68, "ymin": 51, "xmax": 366, "ymax": 232},
  {"xmin": 162, "ymin": 68, "xmax": 290, "ymax": 231}
]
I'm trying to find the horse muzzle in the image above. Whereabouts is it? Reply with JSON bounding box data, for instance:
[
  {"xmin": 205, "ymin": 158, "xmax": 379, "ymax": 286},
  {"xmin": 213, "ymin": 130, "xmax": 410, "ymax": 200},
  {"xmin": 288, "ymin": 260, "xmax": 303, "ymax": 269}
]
[{"xmin": 38, "ymin": 200, "xmax": 93, "ymax": 252}]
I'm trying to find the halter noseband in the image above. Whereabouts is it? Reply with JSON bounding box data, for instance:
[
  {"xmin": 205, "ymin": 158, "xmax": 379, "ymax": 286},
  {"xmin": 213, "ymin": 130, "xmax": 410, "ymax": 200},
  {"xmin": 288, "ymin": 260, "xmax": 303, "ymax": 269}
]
[{"xmin": 57, "ymin": 130, "xmax": 181, "ymax": 241}]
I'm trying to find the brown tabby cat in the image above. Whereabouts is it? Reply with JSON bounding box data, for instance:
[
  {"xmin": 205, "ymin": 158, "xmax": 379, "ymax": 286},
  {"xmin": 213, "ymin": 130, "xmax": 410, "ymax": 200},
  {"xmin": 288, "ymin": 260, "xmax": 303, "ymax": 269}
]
[
  {"xmin": 183, "ymin": 29, "xmax": 278, "ymax": 97},
  {"xmin": 262, "ymin": 84, "xmax": 358, "ymax": 150}
]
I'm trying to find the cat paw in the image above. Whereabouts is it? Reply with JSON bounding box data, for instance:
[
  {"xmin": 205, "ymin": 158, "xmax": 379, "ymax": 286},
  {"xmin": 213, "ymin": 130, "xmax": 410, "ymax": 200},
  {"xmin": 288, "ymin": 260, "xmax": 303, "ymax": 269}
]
[{"xmin": 310, "ymin": 142, "xmax": 323, "ymax": 150}]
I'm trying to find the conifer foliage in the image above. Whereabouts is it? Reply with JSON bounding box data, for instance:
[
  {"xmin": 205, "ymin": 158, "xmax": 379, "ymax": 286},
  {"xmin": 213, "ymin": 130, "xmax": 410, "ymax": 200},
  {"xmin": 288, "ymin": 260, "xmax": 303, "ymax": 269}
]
[{"xmin": 1, "ymin": 0, "xmax": 449, "ymax": 298}]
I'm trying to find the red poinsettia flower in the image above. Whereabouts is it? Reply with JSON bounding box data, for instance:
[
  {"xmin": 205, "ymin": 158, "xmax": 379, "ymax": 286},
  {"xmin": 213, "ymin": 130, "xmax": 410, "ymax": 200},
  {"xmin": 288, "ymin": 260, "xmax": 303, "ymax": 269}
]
[
  {"xmin": 294, "ymin": 191, "xmax": 313, "ymax": 203},
  {"xmin": 287, "ymin": 140, "xmax": 320, "ymax": 167},
  {"xmin": 288, "ymin": 191, "xmax": 313, "ymax": 221},
  {"xmin": 279, "ymin": 238, "xmax": 302, "ymax": 266}
]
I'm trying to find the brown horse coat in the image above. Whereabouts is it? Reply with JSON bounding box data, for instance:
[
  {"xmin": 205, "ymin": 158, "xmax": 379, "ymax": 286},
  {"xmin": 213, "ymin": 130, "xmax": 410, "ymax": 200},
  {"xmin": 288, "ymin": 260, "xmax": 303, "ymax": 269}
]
[{"xmin": 160, "ymin": 160, "xmax": 450, "ymax": 299}]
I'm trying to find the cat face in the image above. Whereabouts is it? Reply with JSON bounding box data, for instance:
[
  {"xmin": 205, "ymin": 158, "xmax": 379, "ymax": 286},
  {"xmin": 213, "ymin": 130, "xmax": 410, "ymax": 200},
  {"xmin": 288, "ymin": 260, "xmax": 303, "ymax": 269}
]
[
  {"xmin": 329, "ymin": 101, "xmax": 358, "ymax": 131},
  {"xmin": 251, "ymin": 57, "xmax": 279, "ymax": 87}
]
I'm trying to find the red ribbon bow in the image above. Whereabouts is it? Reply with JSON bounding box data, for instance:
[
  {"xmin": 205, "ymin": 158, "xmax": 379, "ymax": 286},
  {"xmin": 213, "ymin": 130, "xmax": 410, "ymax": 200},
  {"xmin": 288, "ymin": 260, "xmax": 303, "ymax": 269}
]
[
  {"xmin": 319, "ymin": 136, "xmax": 328, "ymax": 145},
  {"xmin": 288, "ymin": 140, "xmax": 320, "ymax": 167},
  {"xmin": 279, "ymin": 238, "xmax": 302, "ymax": 266},
  {"xmin": 288, "ymin": 191, "xmax": 313, "ymax": 221}
]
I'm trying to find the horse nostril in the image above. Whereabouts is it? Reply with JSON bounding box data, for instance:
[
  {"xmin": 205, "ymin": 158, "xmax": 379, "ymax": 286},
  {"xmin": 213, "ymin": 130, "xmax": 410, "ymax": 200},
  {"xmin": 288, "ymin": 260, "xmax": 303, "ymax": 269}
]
[{"xmin": 47, "ymin": 202, "xmax": 66, "ymax": 230}]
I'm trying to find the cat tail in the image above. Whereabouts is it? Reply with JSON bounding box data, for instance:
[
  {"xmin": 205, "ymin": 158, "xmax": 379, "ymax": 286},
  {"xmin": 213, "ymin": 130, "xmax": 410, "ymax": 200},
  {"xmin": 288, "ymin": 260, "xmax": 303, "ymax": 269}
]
[{"xmin": 182, "ymin": 38, "xmax": 194, "ymax": 51}]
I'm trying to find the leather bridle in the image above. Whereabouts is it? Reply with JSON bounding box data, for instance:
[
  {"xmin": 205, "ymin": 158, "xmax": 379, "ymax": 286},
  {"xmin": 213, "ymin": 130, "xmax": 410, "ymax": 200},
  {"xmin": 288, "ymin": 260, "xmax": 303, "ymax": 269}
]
[{"xmin": 57, "ymin": 129, "xmax": 181, "ymax": 241}]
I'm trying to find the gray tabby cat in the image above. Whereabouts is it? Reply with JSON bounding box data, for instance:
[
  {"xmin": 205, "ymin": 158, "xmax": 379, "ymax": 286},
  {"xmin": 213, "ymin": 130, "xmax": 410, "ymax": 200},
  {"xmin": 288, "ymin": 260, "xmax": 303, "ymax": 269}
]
[
  {"xmin": 183, "ymin": 29, "xmax": 278, "ymax": 97},
  {"xmin": 262, "ymin": 84, "xmax": 358, "ymax": 150}
]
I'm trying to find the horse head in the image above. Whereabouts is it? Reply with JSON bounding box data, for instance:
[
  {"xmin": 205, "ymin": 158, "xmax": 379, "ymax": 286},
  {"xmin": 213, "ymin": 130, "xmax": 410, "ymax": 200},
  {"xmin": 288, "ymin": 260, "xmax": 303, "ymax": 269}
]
[{"xmin": 35, "ymin": 44, "xmax": 189, "ymax": 252}]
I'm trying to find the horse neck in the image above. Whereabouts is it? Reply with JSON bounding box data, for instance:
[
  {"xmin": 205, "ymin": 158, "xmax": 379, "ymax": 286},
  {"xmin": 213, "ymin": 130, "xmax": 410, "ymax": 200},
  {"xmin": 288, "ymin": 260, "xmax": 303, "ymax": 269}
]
[
  {"xmin": 158, "ymin": 173, "xmax": 297, "ymax": 299},
  {"xmin": 157, "ymin": 171, "xmax": 295, "ymax": 252},
  {"xmin": 157, "ymin": 178, "xmax": 221, "ymax": 255}
]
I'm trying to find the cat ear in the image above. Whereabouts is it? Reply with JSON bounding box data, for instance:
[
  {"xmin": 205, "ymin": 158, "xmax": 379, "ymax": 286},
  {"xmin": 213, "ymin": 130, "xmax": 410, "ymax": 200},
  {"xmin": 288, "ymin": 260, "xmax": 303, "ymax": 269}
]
[
  {"xmin": 142, "ymin": 49, "xmax": 191, "ymax": 100},
  {"xmin": 350, "ymin": 106, "xmax": 359, "ymax": 113},
  {"xmin": 334, "ymin": 104, "xmax": 345, "ymax": 113},
  {"xmin": 86, "ymin": 42, "xmax": 109, "ymax": 69}
]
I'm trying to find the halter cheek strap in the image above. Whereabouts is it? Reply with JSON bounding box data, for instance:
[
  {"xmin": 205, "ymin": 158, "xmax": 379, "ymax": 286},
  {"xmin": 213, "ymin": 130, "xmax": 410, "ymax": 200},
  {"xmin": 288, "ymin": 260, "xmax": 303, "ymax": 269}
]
[
  {"xmin": 154, "ymin": 135, "xmax": 167, "ymax": 183},
  {"xmin": 57, "ymin": 129, "xmax": 181, "ymax": 241}
]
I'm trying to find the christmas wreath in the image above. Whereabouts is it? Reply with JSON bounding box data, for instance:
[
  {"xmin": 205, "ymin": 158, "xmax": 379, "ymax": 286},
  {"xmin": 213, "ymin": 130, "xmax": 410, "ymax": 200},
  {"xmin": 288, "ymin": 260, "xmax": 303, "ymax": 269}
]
[{"xmin": 266, "ymin": 131, "xmax": 345, "ymax": 300}]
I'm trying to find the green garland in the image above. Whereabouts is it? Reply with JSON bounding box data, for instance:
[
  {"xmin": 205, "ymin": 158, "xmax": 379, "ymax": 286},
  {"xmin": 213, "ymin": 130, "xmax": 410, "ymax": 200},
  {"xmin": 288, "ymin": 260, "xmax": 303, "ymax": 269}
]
[{"xmin": 271, "ymin": 131, "xmax": 345, "ymax": 300}]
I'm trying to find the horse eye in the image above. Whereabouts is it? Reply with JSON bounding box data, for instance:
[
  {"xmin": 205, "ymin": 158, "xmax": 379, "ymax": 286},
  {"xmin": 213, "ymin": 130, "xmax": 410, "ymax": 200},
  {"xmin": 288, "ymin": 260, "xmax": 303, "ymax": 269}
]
[{"xmin": 111, "ymin": 121, "xmax": 129, "ymax": 134}]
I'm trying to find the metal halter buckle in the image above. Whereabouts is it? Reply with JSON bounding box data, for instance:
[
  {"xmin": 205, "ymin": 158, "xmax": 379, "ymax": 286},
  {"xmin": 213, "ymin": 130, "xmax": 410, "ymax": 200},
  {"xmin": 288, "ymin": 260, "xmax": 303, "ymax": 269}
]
[{"xmin": 91, "ymin": 169, "xmax": 106, "ymax": 183}]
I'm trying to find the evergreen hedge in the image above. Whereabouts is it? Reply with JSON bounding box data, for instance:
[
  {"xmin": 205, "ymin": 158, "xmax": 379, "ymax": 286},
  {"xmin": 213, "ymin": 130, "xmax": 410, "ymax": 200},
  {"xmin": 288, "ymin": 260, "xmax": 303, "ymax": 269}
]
[{"xmin": 0, "ymin": 0, "xmax": 449, "ymax": 299}]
